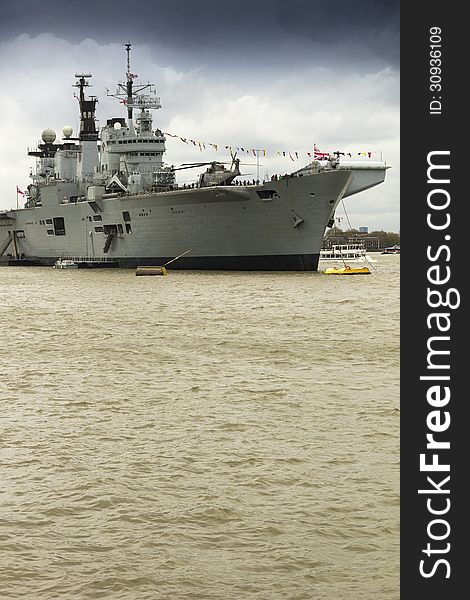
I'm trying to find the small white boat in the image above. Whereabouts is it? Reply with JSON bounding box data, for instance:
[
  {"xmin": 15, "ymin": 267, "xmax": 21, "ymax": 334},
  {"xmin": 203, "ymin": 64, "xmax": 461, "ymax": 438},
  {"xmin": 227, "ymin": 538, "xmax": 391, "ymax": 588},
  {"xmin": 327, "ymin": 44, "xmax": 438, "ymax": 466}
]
[
  {"xmin": 53, "ymin": 258, "xmax": 78, "ymax": 269},
  {"xmin": 319, "ymin": 243, "xmax": 376, "ymax": 263},
  {"xmin": 381, "ymin": 245, "xmax": 400, "ymax": 254}
]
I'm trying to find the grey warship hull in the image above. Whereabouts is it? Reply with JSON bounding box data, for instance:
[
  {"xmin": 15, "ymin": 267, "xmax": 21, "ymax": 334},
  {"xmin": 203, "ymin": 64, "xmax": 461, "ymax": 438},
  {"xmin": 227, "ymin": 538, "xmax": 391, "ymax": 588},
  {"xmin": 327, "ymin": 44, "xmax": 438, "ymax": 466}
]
[{"xmin": 1, "ymin": 169, "xmax": 363, "ymax": 271}]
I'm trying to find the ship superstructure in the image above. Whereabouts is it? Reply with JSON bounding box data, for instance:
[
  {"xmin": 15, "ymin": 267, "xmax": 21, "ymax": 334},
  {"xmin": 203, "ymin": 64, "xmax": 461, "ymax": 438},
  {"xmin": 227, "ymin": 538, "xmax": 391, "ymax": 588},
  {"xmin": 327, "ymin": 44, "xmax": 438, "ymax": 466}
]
[{"xmin": 0, "ymin": 44, "xmax": 389, "ymax": 270}]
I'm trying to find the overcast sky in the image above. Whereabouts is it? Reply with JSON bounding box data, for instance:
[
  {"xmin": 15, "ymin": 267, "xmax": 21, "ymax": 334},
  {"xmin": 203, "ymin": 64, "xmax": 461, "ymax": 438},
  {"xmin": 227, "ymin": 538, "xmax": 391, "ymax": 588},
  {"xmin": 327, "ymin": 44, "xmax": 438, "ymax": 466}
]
[{"xmin": 0, "ymin": 0, "xmax": 399, "ymax": 231}]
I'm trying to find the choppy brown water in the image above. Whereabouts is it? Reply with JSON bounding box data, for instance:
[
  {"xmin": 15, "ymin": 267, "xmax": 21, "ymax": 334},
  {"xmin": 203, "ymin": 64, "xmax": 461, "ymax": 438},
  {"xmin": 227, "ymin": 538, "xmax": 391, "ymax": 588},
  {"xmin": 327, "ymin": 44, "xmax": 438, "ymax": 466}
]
[{"xmin": 0, "ymin": 256, "xmax": 399, "ymax": 600}]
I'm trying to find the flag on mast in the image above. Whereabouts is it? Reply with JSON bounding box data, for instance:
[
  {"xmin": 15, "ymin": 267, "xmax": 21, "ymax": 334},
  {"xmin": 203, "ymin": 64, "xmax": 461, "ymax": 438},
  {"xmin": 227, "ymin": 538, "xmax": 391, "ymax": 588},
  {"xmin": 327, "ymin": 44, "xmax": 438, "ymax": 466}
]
[
  {"xmin": 16, "ymin": 185, "xmax": 24, "ymax": 209},
  {"xmin": 313, "ymin": 144, "xmax": 329, "ymax": 160}
]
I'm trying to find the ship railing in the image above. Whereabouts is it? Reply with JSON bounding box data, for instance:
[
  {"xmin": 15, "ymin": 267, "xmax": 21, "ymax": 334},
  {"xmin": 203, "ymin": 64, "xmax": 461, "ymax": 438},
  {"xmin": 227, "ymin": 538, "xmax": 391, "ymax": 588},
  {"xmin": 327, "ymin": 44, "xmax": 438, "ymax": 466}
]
[{"xmin": 64, "ymin": 256, "xmax": 116, "ymax": 262}]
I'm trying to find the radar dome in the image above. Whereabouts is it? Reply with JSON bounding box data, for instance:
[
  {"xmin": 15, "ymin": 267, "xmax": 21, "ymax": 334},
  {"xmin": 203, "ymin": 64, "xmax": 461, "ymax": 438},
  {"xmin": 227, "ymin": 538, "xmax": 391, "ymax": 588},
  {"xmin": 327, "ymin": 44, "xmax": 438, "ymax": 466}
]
[
  {"xmin": 41, "ymin": 128, "xmax": 56, "ymax": 144},
  {"xmin": 62, "ymin": 126, "xmax": 73, "ymax": 138},
  {"xmin": 114, "ymin": 122, "xmax": 122, "ymax": 130}
]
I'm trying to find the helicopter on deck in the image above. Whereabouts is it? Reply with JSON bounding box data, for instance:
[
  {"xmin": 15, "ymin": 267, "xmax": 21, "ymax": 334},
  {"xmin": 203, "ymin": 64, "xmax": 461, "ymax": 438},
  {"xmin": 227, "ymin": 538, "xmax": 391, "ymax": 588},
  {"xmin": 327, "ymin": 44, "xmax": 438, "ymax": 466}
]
[{"xmin": 172, "ymin": 152, "xmax": 255, "ymax": 188}]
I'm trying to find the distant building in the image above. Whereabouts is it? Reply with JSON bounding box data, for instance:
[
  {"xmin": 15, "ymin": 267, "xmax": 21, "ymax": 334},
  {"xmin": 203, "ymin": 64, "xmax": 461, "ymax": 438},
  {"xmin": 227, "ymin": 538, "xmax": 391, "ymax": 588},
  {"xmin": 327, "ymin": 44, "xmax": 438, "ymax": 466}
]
[
  {"xmin": 359, "ymin": 226, "xmax": 369, "ymax": 233},
  {"xmin": 349, "ymin": 236, "xmax": 381, "ymax": 251}
]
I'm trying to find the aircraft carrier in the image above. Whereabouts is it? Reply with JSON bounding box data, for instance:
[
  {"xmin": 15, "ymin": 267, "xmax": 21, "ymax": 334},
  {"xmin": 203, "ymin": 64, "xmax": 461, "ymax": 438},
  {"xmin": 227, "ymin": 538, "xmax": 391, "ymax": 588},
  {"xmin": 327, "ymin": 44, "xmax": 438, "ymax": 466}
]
[{"xmin": 0, "ymin": 44, "xmax": 388, "ymax": 271}]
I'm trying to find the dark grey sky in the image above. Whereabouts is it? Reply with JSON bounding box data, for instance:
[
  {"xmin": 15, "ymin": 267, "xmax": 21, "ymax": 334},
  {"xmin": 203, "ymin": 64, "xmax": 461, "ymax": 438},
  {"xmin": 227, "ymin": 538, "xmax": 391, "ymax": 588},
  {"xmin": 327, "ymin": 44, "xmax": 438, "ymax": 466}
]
[{"xmin": 1, "ymin": 0, "xmax": 399, "ymax": 70}]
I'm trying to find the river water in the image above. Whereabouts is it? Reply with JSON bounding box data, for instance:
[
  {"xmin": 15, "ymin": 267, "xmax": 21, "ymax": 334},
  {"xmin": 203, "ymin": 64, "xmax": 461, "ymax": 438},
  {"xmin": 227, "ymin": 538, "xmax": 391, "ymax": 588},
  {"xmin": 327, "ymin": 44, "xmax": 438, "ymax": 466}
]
[{"xmin": 0, "ymin": 255, "xmax": 399, "ymax": 599}]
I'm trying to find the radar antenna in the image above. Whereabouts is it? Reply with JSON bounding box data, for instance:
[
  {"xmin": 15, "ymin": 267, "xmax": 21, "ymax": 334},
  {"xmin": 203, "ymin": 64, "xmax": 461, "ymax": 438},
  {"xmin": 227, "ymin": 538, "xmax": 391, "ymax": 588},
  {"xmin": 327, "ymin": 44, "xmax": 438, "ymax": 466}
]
[{"xmin": 107, "ymin": 42, "xmax": 161, "ymax": 120}]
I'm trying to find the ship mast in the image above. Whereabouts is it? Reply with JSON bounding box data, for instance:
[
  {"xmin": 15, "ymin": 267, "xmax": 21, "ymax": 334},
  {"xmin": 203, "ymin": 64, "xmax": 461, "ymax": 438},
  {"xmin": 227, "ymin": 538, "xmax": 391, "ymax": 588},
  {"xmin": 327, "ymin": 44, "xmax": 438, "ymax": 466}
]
[
  {"xmin": 73, "ymin": 74, "xmax": 98, "ymax": 141},
  {"xmin": 125, "ymin": 42, "xmax": 133, "ymax": 122},
  {"xmin": 107, "ymin": 42, "xmax": 161, "ymax": 121},
  {"xmin": 72, "ymin": 74, "xmax": 99, "ymax": 180}
]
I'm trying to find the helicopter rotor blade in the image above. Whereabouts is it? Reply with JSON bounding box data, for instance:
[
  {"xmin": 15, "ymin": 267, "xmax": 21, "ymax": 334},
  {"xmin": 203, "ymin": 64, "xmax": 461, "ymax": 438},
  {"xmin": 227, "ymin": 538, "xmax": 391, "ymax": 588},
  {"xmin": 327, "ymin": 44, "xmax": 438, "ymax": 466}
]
[
  {"xmin": 178, "ymin": 161, "xmax": 230, "ymax": 168},
  {"xmin": 179, "ymin": 159, "xmax": 257, "ymax": 166},
  {"xmin": 172, "ymin": 164, "xmax": 207, "ymax": 171},
  {"xmin": 172, "ymin": 157, "xmax": 259, "ymax": 172}
]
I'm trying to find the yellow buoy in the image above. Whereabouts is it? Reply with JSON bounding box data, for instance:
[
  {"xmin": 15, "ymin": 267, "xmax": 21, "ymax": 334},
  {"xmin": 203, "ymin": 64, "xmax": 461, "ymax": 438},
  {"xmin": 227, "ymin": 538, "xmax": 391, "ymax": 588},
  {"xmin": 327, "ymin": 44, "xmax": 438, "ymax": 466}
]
[{"xmin": 135, "ymin": 266, "xmax": 168, "ymax": 276}]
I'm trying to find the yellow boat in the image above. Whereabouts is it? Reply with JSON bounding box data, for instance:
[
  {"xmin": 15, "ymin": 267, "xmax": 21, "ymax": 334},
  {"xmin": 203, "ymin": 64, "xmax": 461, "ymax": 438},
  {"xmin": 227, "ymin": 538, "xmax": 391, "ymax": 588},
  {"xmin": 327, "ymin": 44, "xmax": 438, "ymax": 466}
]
[
  {"xmin": 135, "ymin": 266, "xmax": 168, "ymax": 276},
  {"xmin": 324, "ymin": 266, "xmax": 371, "ymax": 275}
]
